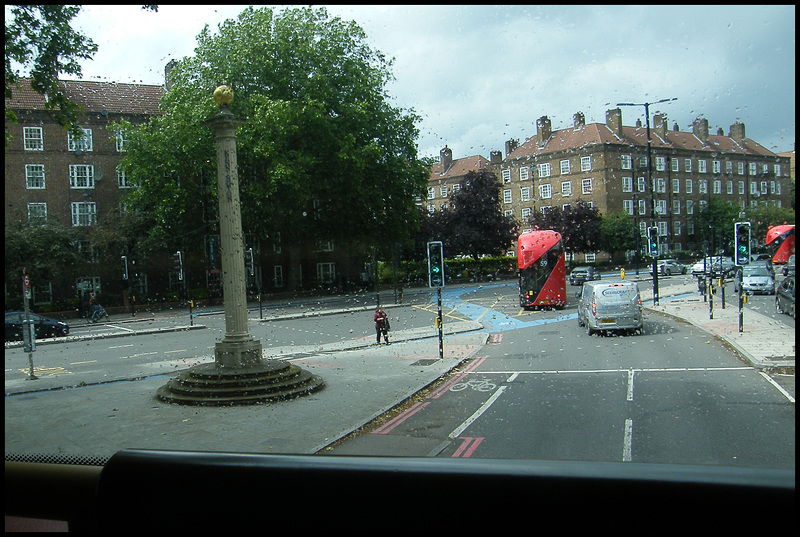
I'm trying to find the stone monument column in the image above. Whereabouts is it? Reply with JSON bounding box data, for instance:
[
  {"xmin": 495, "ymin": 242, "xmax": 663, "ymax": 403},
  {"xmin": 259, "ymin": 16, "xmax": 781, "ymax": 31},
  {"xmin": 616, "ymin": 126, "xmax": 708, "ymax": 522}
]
[
  {"xmin": 157, "ymin": 86, "xmax": 324, "ymax": 405},
  {"xmin": 205, "ymin": 85, "xmax": 262, "ymax": 367}
]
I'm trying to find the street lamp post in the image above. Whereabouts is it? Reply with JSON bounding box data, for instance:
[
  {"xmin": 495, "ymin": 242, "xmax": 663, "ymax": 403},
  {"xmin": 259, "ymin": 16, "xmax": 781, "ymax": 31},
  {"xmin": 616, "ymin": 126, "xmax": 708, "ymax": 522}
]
[{"xmin": 617, "ymin": 98, "xmax": 677, "ymax": 306}]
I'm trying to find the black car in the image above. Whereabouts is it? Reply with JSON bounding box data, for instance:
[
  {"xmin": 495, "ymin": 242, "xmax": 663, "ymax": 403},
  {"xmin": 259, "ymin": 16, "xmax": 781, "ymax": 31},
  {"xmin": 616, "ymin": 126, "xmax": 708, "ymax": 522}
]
[
  {"xmin": 775, "ymin": 276, "xmax": 795, "ymax": 319},
  {"xmin": 782, "ymin": 254, "xmax": 795, "ymax": 277},
  {"xmin": 5, "ymin": 311, "xmax": 70, "ymax": 342},
  {"xmin": 569, "ymin": 266, "xmax": 601, "ymax": 285}
]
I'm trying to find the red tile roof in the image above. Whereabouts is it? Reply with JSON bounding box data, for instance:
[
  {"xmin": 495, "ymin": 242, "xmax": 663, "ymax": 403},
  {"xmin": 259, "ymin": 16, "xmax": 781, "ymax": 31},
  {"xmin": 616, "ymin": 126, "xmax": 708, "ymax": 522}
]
[
  {"xmin": 5, "ymin": 78, "xmax": 165, "ymax": 116},
  {"xmin": 430, "ymin": 154, "xmax": 492, "ymax": 178},
  {"xmin": 507, "ymin": 121, "xmax": 775, "ymax": 161}
]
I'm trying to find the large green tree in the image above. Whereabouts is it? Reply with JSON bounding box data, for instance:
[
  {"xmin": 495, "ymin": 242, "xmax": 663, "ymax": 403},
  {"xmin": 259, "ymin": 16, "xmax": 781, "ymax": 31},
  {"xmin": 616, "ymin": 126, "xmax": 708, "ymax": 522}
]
[
  {"xmin": 119, "ymin": 6, "xmax": 428, "ymax": 266},
  {"xmin": 599, "ymin": 212, "xmax": 639, "ymax": 263},
  {"xmin": 441, "ymin": 170, "xmax": 518, "ymax": 261},
  {"xmin": 527, "ymin": 201, "xmax": 603, "ymax": 255}
]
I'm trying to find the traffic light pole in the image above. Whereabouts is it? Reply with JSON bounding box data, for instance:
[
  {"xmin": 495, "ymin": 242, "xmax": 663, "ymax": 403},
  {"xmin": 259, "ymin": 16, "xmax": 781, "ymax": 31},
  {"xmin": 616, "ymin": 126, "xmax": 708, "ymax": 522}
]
[{"xmin": 437, "ymin": 287, "xmax": 443, "ymax": 361}]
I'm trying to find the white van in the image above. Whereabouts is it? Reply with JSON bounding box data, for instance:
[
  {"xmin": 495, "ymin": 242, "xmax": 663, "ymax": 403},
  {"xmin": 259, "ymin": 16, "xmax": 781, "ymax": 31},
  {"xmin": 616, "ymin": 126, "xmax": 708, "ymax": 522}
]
[{"xmin": 577, "ymin": 281, "xmax": 643, "ymax": 335}]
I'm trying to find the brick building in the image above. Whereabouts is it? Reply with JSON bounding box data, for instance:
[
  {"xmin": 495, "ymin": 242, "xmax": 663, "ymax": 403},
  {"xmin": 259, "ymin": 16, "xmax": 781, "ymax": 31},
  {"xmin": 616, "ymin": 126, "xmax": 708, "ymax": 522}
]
[
  {"xmin": 5, "ymin": 78, "xmax": 165, "ymax": 306},
  {"xmin": 428, "ymin": 109, "xmax": 792, "ymax": 263}
]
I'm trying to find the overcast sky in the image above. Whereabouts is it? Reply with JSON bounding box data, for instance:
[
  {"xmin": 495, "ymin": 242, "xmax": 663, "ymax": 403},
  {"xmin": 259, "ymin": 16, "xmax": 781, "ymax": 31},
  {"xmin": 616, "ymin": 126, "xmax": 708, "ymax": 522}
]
[{"xmin": 21, "ymin": 4, "xmax": 797, "ymax": 158}]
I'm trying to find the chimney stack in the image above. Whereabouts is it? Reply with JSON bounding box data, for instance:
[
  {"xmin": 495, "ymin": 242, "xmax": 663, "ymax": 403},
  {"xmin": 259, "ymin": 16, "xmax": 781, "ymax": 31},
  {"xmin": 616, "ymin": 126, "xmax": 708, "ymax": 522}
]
[
  {"xmin": 729, "ymin": 122, "xmax": 746, "ymax": 142},
  {"xmin": 605, "ymin": 108, "xmax": 623, "ymax": 137},
  {"xmin": 439, "ymin": 146, "xmax": 453, "ymax": 172},
  {"xmin": 505, "ymin": 139, "xmax": 519, "ymax": 157},
  {"xmin": 490, "ymin": 150, "xmax": 502, "ymax": 164},
  {"xmin": 653, "ymin": 114, "xmax": 667, "ymax": 138},
  {"xmin": 573, "ymin": 112, "xmax": 585, "ymax": 129},
  {"xmin": 692, "ymin": 117, "xmax": 709, "ymax": 141},
  {"xmin": 536, "ymin": 116, "xmax": 552, "ymax": 146}
]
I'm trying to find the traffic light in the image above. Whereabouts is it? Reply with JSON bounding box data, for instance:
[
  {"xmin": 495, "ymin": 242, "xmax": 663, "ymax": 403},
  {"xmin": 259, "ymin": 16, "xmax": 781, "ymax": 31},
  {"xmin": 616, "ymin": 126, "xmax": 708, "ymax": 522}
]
[
  {"xmin": 734, "ymin": 222, "xmax": 751, "ymax": 266},
  {"xmin": 121, "ymin": 256, "xmax": 128, "ymax": 280},
  {"xmin": 427, "ymin": 241, "xmax": 445, "ymax": 288},
  {"xmin": 647, "ymin": 226, "xmax": 659, "ymax": 256},
  {"xmin": 245, "ymin": 247, "xmax": 254, "ymax": 276},
  {"xmin": 173, "ymin": 251, "xmax": 183, "ymax": 281}
]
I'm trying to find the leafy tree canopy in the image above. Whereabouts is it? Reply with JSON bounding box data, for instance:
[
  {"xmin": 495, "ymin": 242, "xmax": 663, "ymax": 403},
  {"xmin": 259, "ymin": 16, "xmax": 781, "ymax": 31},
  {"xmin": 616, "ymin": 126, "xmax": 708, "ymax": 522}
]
[
  {"xmin": 599, "ymin": 212, "xmax": 639, "ymax": 262},
  {"xmin": 527, "ymin": 201, "xmax": 603, "ymax": 254},
  {"xmin": 441, "ymin": 170, "xmax": 517, "ymax": 260},
  {"xmin": 119, "ymin": 6, "xmax": 428, "ymax": 253},
  {"xmin": 5, "ymin": 221, "xmax": 82, "ymax": 284}
]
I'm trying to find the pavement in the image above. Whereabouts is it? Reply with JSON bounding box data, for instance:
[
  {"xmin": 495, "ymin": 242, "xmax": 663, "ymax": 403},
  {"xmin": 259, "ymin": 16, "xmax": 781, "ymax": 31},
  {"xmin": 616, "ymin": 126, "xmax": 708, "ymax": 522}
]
[{"xmin": 4, "ymin": 278, "xmax": 794, "ymax": 463}]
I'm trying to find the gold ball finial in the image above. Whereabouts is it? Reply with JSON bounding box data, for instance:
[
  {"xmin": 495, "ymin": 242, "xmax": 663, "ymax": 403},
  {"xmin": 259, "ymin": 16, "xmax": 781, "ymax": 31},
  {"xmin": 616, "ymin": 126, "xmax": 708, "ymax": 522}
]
[{"xmin": 213, "ymin": 85, "xmax": 234, "ymax": 106}]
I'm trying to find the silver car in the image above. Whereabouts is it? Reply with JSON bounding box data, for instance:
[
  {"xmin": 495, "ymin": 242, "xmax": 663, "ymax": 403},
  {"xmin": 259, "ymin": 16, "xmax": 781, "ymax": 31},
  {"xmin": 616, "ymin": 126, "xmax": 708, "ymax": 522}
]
[
  {"xmin": 577, "ymin": 281, "xmax": 643, "ymax": 336},
  {"xmin": 657, "ymin": 259, "xmax": 687, "ymax": 276},
  {"xmin": 738, "ymin": 265, "xmax": 775, "ymax": 295}
]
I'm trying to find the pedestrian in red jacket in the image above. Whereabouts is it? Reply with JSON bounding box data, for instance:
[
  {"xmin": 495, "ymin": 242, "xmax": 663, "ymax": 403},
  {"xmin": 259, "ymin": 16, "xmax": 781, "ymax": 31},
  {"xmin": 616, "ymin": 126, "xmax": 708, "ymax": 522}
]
[{"xmin": 374, "ymin": 307, "xmax": 390, "ymax": 345}]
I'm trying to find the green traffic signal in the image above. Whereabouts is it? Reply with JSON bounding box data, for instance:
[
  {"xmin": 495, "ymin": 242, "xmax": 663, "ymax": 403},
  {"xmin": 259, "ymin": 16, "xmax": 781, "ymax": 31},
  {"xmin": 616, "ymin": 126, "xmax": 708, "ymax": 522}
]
[{"xmin": 734, "ymin": 222, "xmax": 750, "ymax": 265}]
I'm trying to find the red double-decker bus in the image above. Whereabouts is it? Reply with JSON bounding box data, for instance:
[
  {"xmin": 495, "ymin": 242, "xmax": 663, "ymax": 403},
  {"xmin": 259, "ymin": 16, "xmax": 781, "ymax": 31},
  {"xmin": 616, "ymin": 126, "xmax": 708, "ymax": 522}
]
[
  {"xmin": 766, "ymin": 225, "xmax": 795, "ymax": 264},
  {"xmin": 517, "ymin": 230, "xmax": 567, "ymax": 309}
]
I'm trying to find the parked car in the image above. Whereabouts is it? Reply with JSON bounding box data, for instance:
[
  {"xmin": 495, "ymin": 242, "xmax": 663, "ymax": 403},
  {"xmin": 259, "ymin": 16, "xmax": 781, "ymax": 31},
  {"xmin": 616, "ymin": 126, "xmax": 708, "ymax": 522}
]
[
  {"xmin": 690, "ymin": 256, "xmax": 735, "ymax": 276},
  {"xmin": 782, "ymin": 254, "xmax": 795, "ymax": 276},
  {"xmin": 750, "ymin": 253, "xmax": 772, "ymax": 263},
  {"xmin": 656, "ymin": 259, "xmax": 687, "ymax": 276},
  {"xmin": 569, "ymin": 266, "xmax": 601, "ymax": 285},
  {"xmin": 775, "ymin": 276, "xmax": 795, "ymax": 319},
  {"xmin": 736, "ymin": 265, "xmax": 775, "ymax": 295},
  {"xmin": 5, "ymin": 311, "xmax": 70, "ymax": 342},
  {"xmin": 577, "ymin": 280, "xmax": 643, "ymax": 335}
]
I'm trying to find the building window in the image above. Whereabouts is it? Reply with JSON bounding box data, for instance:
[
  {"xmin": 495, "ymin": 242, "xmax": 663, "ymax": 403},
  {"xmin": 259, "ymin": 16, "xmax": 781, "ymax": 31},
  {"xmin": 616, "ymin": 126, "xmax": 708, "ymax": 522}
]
[
  {"xmin": 738, "ymin": 162, "xmax": 745, "ymax": 175},
  {"xmin": 698, "ymin": 160, "xmax": 707, "ymax": 173},
  {"xmin": 23, "ymin": 127, "xmax": 43, "ymax": 150},
  {"xmin": 67, "ymin": 128, "xmax": 93, "ymax": 152},
  {"xmin": 776, "ymin": 182, "xmax": 781, "ymax": 195},
  {"xmin": 673, "ymin": 199, "xmax": 681, "ymax": 215},
  {"xmin": 316, "ymin": 262, "xmax": 335, "ymax": 284},
  {"xmin": 685, "ymin": 179, "xmax": 693, "ymax": 194},
  {"xmin": 738, "ymin": 181, "xmax": 745, "ymax": 194},
  {"xmin": 672, "ymin": 158, "xmax": 679, "ymax": 172},
  {"xmin": 687, "ymin": 199, "xmax": 694, "ymax": 215},
  {"xmin": 440, "ymin": 186, "xmax": 447, "ymax": 197},
  {"xmin": 521, "ymin": 207, "xmax": 531, "ymax": 220},
  {"xmin": 672, "ymin": 178, "xmax": 680, "ymax": 194},
  {"xmin": 539, "ymin": 184, "xmax": 552, "ymax": 199},
  {"xmin": 762, "ymin": 163, "xmax": 769, "ymax": 174},
  {"xmin": 562, "ymin": 181, "xmax": 572, "ymax": 196},
  {"xmin": 427, "ymin": 187, "xmax": 435, "ymax": 199},
  {"xmin": 71, "ymin": 202, "xmax": 97, "ymax": 226},
  {"xmin": 581, "ymin": 156, "xmax": 591, "ymax": 171},
  {"xmin": 713, "ymin": 180, "xmax": 721, "ymax": 194},
  {"xmin": 760, "ymin": 181, "xmax": 768, "ymax": 195},
  {"xmin": 684, "ymin": 159, "xmax": 692, "ymax": 173},
  {"xmin": 623, "ymin": 200, "xmax": 634, "ymax": 215},
  {"xmin": 712, "ymin": 161, "xmax": 721, "ymax": 174},
  {"xmin": 699, "ymin": 180, "xmax": 707, "ymax": 194},
  {"xmin": 503, "ymin": 189, "xmax": 512, "ymax": 204},
  {"xmin": 750, "ymin": 181, "xmax": 758, "ymax": 195},
  {"xmin": 27, "ymin": 202, "xmax": 47, "ymax": 223},
  {"xmin": 25, "ymin": 164, "xmax": 45, "ymax": 189},
  {"xmin": 502, "ymin": 169, "xmax": 511, "ymax": 183},
  {"xmin": 656, "ymin": 200, "xmax": 667, "ymax": 215},
  {"xmin": 537, "ymin": 163, "xmax": 551, "ymax": 177},
  {"xmin": 69, "ymin": 164, "xmax": 94, "ymax": 188},
  {"xmin": 621, "ymin": 154, "xmax": 632, "ymax": 170},
  {"xmin": 673, "ymin": 221, "xmax": 681, "ymax": 237},
  {"xmin": 749, "ymin": 162, "xmax": 757, "ymax": 175},
  {"xmin": 658, "ymin": 221, "xmax": 668, "ymax": 236},
  {"xmin": 769, "ymin": 181, "xmax": 775, "ymax": 194},
  {"xmin": 581, "ymin": 178, "xmax": 593, "ymax": 195},
  {"xmin": 118, "ymin": 169, "xmax": 133, "ymax": 188},
  {"xmin": 639, "ymin": 221, "xmax": 647, "ymax": 236},
  {"xmin": 656, "ymin": 177, "xmax": 666, "ymax": 193},
  {"xmin": 622, "ymin": 177, "xmax": 633, "ymax": 193},
  {"xmin": 115, "ymin": 131, "xmax": 127, "ymax": 152},
  {"xmin": 504, "ymin": 209, "xmax": 513, "ymax": 218},
  {"xmin": 520, "ymin": 167, "xmax": 529, "ymax": 181},
  {"xmin": 655, "ymin": 156, "xmax": 665, "ymax": 171},
  {"xmin": 560, "ymin": 159, "xmax": 570, "ymax": 175},
  {"xmin": 726, "ymin": 161, "xmax": 733, "ymax": 174},
  {"xmin": 637, "ymin": 176, "xmax": 646, "ymax": 192},
  {"xmin": 520, "ymin": 187, "xmax": 530, "ymax": 202},
  {"xmin": 638, "ymin": 199, "xmax": 647, "ymax": 215},
  {"xmin": 726, "ymin": 181, "xmax": 733, "ymax": 195},
  {"xmin": 774, "ymin": 164, "xmax": 781, "ymax": 176}
]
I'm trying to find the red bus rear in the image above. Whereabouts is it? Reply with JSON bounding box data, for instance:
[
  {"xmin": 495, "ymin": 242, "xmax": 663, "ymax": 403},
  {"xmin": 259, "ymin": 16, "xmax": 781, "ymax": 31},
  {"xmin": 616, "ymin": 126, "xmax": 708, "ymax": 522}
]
[
  {"xmin": 766, "ymin": 225, "xmax": 795, "ymax": 264},
  {"xmin": 517, "ymin": 230, "xmax": 567, "ymax": 309}
]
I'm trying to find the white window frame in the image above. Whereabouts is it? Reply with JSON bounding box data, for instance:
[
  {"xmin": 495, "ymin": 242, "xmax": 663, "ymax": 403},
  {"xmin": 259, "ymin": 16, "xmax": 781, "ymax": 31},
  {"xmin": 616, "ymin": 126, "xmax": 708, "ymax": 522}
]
[
  {"xmin": 685, "ymin": 179, "xmax": 693, "ymax": 194},
  {"xmin": 560, "ymin": 159, "xmax": 570, "ymax": 175},
  {"xmin": 561, "ymin": 181, "xmax": 572, "ymax": 197},
  {"xmin": 621, "ymin": 154, "xmax": 632, "ymax": 170},
  {"xmin": 622, "ymin": 177, "xmax": 633, "ymax": 193},
  {"xmin": 713, "ymin": 180, "xmax": 721, "ymax": 194},
  {"xmin": 726, "ymin": 181, "xmax": 733, "ymax": 195},
  {"xmin": 520, "ymin": 186, "xmax": 530, "ymax": 202},
  {"xmin": 69, "ymin": 164, "xmax": 95, "ymax": 189},
  {"xmin": 537, "ymin": 162, "xmax": 551, "ymax": 177},
  {"xmin": 684, "ymin": 159, "xmax": 692, "ymax": 173},
  {"xmin": 699, "ymin": 179, "xmax": 707, "ymax": 194},
  {"xmin": 672, "ymin": 199, "xmax": 681, "ymax": 214},
  {"xmin": 581, "ymin": 178, "xmax": 593, "ymax": 194},
  {"xmin": 581, "ymin": 156, "xmax": 591, "ymax": 172},
  {"xmin": 25, "ymin": 164, "xmax": 45, "ymax": 189},
  {"xmin": 67, "ymin": 128, "xmax": 93, "ymax": 152},
  {"xmin": 27, "ymin": 202, "xmax": 47, "ymax": 222},
  {"xmin": 712, "ymin": 160, "xmax": 721, "ymax": 174},
  {"xmin": 519, "ymin": 167, "xmax": 529, "ymax": 181},
  {"xmin": 638, "ymin": 199, "xmax": 647, "ymax": 215},
  {"xmin": 71, "ymin": 202, "xmax": 97, "ymax": 226},
  {"xmin": 427, "ymin": 187, "xmax": 435, "ymax": 199},
  {"xmin": 623, "ymin": 200, "xmax": 634, "ymax": 215},
  {"xmin": 23, "ymin": 127, "xmax": 43, "ymax": 150},
  {"xmin": 502, "ymin": 169, "xmax": 511, "ymax": 183},
  {"xmin": 738, "ymin": 162, "xmax": 745, "ymax": 175},
  {"xmin": 655, "ymin": 156, "xmax": 665, "ymax": 171},
  {"xmin": 686, "ymin": 199, "xmax": 694, "ymax": 215},
  {"xmin": 118, "ymin": 169, "xmax": 133, "ymax": 188},
  {"xmin": 671, "ymin": 158, "xmax": 679, "ymax": 172},
  {"xmin": 539, "ymin": 184, "xmax": 552, "ymax": 199},
  {"xmin": 698, "ymin": 160, "xmax": 707, "ymax": 173},
  {"xmin": 637, "ymin": 177, "xmax": 646, "ymax": 192},
  {"xmin": 316, "ymin": 262, "xmax": 335, "ymax": 284},
  {"xmin": 503, "ymin": 189, "xmax": 512, "ymax": 204},
  {"xmin": 672, "ymin": 178, "xmax": 680, "ymax": 194},
  {"xmin": 738, "ymin": 181, "xmax": 745, "ymax": 195}
]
